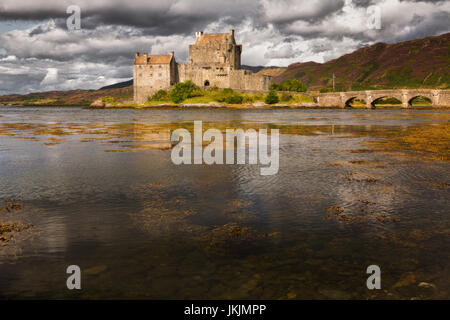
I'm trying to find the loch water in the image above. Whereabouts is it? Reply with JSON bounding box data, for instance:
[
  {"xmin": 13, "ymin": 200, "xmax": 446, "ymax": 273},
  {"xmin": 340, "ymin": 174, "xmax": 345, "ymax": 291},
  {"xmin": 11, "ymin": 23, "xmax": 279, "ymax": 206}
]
[{"xmin": 0, "ymin": 107, "xmax": 448, "ymax": 299}]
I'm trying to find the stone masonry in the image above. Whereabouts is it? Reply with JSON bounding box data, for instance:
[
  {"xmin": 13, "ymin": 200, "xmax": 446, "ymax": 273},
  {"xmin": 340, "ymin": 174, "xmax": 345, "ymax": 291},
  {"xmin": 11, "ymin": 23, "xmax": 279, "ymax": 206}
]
[
  {"xmin": 315, "ymin": 89, "xmax": 450, "ymax": 108},
  {"xmin": 133, "ymin": 29, "xmax": 272, "ymax": 104}
]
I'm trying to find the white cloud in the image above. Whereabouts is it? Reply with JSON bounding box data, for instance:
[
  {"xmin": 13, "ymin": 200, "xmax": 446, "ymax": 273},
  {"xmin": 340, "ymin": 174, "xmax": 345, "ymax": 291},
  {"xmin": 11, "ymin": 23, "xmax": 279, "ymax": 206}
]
[
  {"xmin": 0, "ymin": 55, "xmax": 17, "ymax": 61},
  {"xmin": 40, "ymin": 68, "xmax": 58, "ymax": 86},
  {"xmin": 0, "ymin": 0, "xmax": 448, "ymax": 94}
]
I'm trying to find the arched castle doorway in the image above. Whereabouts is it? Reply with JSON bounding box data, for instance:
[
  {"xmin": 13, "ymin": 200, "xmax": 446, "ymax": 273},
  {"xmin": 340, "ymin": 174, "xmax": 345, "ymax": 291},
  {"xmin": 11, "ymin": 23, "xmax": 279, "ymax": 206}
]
[{"xmin": 204, "ymin": 80, "xmax": 210, "ymax": 87}]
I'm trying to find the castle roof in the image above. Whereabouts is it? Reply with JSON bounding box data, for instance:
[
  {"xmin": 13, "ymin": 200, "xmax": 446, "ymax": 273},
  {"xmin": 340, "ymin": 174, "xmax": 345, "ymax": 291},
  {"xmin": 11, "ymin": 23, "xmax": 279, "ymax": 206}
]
[
  {"xmin": 134, "ymin": 54, "xmax": 173, "ymax": 65},
  {"xmin": 196, "ymin": 33, "xmax": 229, "ymax": 45}
]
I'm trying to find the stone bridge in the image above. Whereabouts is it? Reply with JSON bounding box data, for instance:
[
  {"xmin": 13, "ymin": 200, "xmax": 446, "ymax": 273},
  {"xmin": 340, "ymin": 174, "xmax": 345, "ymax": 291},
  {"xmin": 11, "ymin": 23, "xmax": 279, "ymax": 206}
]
[{"xmin": 314, "ymin": 89, "xmax": 450, "ymax": 108}]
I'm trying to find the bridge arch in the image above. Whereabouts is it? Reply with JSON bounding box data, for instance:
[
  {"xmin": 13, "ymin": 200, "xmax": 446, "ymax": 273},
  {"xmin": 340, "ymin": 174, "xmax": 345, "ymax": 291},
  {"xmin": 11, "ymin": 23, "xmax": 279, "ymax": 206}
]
[
  {"xmin": 408, "ymin": 95, "xmax": 433, "ymax": 108},
  {"xmin": 345, "ymin": 96, "xmax": 367, "ymax": 108},
  {"xmin": 371, "ymin": 96, "xmax": 403, "ymax": 108}
]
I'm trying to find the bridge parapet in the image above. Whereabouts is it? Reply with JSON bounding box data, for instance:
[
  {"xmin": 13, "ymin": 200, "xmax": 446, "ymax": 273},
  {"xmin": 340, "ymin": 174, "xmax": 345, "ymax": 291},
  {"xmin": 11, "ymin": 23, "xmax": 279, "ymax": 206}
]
[{"xmin": 315, "ymin": 89, "xmax": 450, "ymax": 108}]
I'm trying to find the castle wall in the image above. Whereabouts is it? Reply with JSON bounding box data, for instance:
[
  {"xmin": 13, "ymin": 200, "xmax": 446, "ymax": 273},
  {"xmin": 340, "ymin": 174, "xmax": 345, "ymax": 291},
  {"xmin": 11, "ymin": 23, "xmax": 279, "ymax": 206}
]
[
  {"xmin": 177, "ymin": 64, "xmax": 230, "ymax": 88},
  {"xmin": 177, "ymin": 64, "xmax": 270, "ymax": 92},
  {"xmin": 133, "ymin": 57, "xmax": 177, "ymax": 104},
  {"xmin": 134, "ymin": 30, "xmax": 272, "ymax": 104},
  {"xmin": 229, "ymin": 70, "xmax": 272, "ymax": 91}
]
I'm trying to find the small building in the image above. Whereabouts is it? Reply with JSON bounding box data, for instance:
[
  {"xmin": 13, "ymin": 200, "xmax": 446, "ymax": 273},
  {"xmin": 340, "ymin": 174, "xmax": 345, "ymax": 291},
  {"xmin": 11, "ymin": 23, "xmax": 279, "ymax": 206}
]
[{"xmin": 133, "ymin": 29, "xmax": 272, "ymax": 104}]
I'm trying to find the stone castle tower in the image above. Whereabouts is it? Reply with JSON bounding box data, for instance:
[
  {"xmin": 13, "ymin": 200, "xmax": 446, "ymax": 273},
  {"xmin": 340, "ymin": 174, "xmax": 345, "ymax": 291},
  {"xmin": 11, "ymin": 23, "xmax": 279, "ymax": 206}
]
[{"xmin": 133, "ymin": 29, "xmax": 271, "ymax": 104}]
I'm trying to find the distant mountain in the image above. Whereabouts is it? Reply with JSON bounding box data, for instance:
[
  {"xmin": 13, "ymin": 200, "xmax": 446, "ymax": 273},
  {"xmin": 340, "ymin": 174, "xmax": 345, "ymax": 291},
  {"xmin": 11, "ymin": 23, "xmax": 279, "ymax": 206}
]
[
  {"xmin": 99, "ymin": 79, "xmax": 133, "ymax": 90},
  {"xmin": 0, "ymin": 87, "xmax": 133, "ymax": 106},
  {"xmin": 241, "ymin": 65, "xmax": 284, "ymax": 74},
  {"xmin": 275, "ymin": 32, "xmax": 450, "ymax": 90}
]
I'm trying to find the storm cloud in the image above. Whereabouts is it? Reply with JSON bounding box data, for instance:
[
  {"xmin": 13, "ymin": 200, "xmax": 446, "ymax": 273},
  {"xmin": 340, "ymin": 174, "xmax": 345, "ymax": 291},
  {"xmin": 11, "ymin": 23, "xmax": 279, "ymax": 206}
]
[{"xmin": 0, "ymin": 0, "xmax": 449, "ymax": 94}]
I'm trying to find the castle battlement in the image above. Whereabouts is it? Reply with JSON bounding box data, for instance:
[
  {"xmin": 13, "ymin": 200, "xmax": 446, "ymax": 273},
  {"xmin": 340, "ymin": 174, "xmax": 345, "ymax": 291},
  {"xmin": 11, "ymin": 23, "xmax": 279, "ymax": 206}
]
[{"xmin": 133, "ymin": 29, "xmax": 272, "ymax": 104}]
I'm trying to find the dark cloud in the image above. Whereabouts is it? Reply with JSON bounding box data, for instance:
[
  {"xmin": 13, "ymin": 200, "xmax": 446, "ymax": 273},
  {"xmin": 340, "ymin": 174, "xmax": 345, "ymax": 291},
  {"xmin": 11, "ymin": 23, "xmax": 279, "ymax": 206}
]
[{"xmin": 0, "ymin": 0, "xmax": 449, "ymax": 94}]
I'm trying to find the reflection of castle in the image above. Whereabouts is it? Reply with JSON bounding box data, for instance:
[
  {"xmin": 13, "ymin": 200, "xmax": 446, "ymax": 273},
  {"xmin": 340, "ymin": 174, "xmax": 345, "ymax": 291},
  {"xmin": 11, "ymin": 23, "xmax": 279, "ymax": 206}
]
[{"xmin": 133, "ymin": 29, "xmax": 272, "ymax": 103}]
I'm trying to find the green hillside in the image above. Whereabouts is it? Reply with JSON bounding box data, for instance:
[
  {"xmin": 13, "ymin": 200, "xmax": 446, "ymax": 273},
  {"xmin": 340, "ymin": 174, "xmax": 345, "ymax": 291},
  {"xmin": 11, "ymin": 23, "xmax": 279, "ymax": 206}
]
[{"xmin": 274, "ymin": 32, "xmax": 450, "ymax": 91}]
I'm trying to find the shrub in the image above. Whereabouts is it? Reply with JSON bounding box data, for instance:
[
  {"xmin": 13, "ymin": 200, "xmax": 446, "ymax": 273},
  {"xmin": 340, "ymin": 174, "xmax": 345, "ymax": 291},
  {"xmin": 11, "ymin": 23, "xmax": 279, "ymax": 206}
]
[
  {"xmin": 224, "ymin": 93, "xmax": 243, "ymax": 104},
  {"xmin": 190, "ymin": 89, "xmax": 205, "ymax": 98},
  {"xmin": 214, "ymin": 88, "xmax": 243, "ymax": 104},
  {"xmin": 149, "ymin": 90, "xmax": 169, "ymax": 102},
  {"xmin": 242, "ymin": 94, "xmax": 256, "ymax": 103},
  {"xmin": 101, "ymin": 96, "xmax": 117, "ymax": 105},
  {"xmin": 170, "ymin": 90, "xmax": 184, "ymax": 103},
  {"xmin": 280, "ymin": 93, "xmax": 292, "ymax": 102},
  {"xmin": 270, "ymin": 83, "xmax": 279, "ymax": 91},
  {"xmin": 170, "ymin": 80, "xmax": 200, "ymax": 103},
  {"xmin": 271, "ymin": 79, "xmax": 307, "ymax": 92},
  {"xmin": 265, "ymin": 89, "xmax": 279, "ymax": 104}
]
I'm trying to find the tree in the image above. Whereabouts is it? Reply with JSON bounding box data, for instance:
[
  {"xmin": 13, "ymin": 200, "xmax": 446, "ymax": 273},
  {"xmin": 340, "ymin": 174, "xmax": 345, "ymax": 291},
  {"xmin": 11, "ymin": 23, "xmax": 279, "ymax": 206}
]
[
  {"xmin": 215, "ymin": 88, "xmax": 244, "ymax": 104},
  {"xmin": 170, "ymin": 81, "xmax": 199, "ymax": 103},
  {"xmin": 271, "ymin": 79, "xmax": 307, "ymax": 92},
  {"xmin": 265, "ymin": 89, "xmax": 279, "ymax": 104},
  {"xmin": 149, "ymin": 90, "xmax": 169, "ymax": 102}
]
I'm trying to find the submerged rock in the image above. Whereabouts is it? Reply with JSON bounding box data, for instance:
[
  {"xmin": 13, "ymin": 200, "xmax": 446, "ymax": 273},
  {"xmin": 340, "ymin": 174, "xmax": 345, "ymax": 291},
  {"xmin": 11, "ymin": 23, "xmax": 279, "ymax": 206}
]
[
  {"xmin": 418, "ymin": 282, "xmax": 437, "ymax": 290},
  {"xmin": 393, "ymin": 273, "xmax": 416, "ymax": 289},
  {"xmin": 90, "ymin": 99, "xmax": 105, "ymax": 107},
  {"xmin": 84, "ymin": 265, "xmax": 108, "ymax": 276}
]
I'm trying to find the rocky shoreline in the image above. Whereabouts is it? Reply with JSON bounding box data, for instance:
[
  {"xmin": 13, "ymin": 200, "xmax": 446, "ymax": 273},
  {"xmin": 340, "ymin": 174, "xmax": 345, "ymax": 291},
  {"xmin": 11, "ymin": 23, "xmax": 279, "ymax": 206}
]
[{"xmin": 87, "ymin": 98, "xmax": 321, "ymax": 109}]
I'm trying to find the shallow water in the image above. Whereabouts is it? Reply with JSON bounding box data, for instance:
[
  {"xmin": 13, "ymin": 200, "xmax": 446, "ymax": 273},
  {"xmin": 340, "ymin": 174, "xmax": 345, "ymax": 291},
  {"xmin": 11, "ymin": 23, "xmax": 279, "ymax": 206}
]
[{"xmin": 0, "ymin": 107, "xmax": 449, "ymax": 299}]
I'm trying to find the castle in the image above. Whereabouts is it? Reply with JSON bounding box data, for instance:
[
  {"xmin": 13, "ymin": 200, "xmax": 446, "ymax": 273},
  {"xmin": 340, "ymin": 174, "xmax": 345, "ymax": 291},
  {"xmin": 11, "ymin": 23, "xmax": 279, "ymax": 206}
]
[{"xmin": 133, "ymin": 29, "xmax": 272, "ymax": 104}]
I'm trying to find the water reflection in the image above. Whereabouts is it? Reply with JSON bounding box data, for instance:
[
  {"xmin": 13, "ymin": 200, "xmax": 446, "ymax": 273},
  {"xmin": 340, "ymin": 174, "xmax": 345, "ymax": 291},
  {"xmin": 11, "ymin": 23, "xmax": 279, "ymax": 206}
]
[{"xmin": 0, "ymin": 107, "xmax": 449, "ymax": 299}]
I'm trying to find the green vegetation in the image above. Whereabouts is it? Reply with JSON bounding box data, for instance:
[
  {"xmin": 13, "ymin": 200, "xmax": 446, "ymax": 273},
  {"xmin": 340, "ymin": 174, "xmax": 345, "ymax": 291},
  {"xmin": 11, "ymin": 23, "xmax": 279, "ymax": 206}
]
[
  {"xmin": 409, "ymin": 96, "xmax": 432, "ymax": 107},
  {"xmin": 349, "ymin": 83, "xmax": 377, "ymax": 91},
  {"xmin": 170, "ymin": 80, "xmax": 200, "ymax": 103},
  {"xmin": 386, "ymin": 66, "xmax": 423, "ymax": 88},
  {"xmin": 265, "ymin": 89, "xmax": 279, "ymax": 104},
  {"xmin": 319, "ymin": 82, "xmax": 345, "ymax": 93},
  {"xmin": 147, "ymin": 90, "xmax": 170, "ymax": 103},
  {"xmin": 271, "ymin": 79, "xmax": 307, "ymax": 92},
  {"xmin": 280, "ymin": 93, "xmax": 292, "ymax": 102},
  {"xmin": 358, "ymin": 62, "xmax": 379, "ymax": 83},
  {"xmin": 140, "ymin": 84, "xmax": 312, "ymax": 107},
  {"xmin": 375, "ymin": 97, "xmax": 402, "ymax": 105},
  {"xmin": 213, "ymin": 88, "xmax": 244, "ymax": 104},
  {"xmin": 101, "ymin": 96, "xmax": 118, "ymax": 105}
]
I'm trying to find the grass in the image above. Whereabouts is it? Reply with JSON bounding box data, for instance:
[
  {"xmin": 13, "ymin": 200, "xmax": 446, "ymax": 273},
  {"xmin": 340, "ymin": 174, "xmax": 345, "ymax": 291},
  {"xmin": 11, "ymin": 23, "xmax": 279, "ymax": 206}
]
[{"xmin": 144, "ymin": 87, "xmax": 313, "ymax": 107}]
